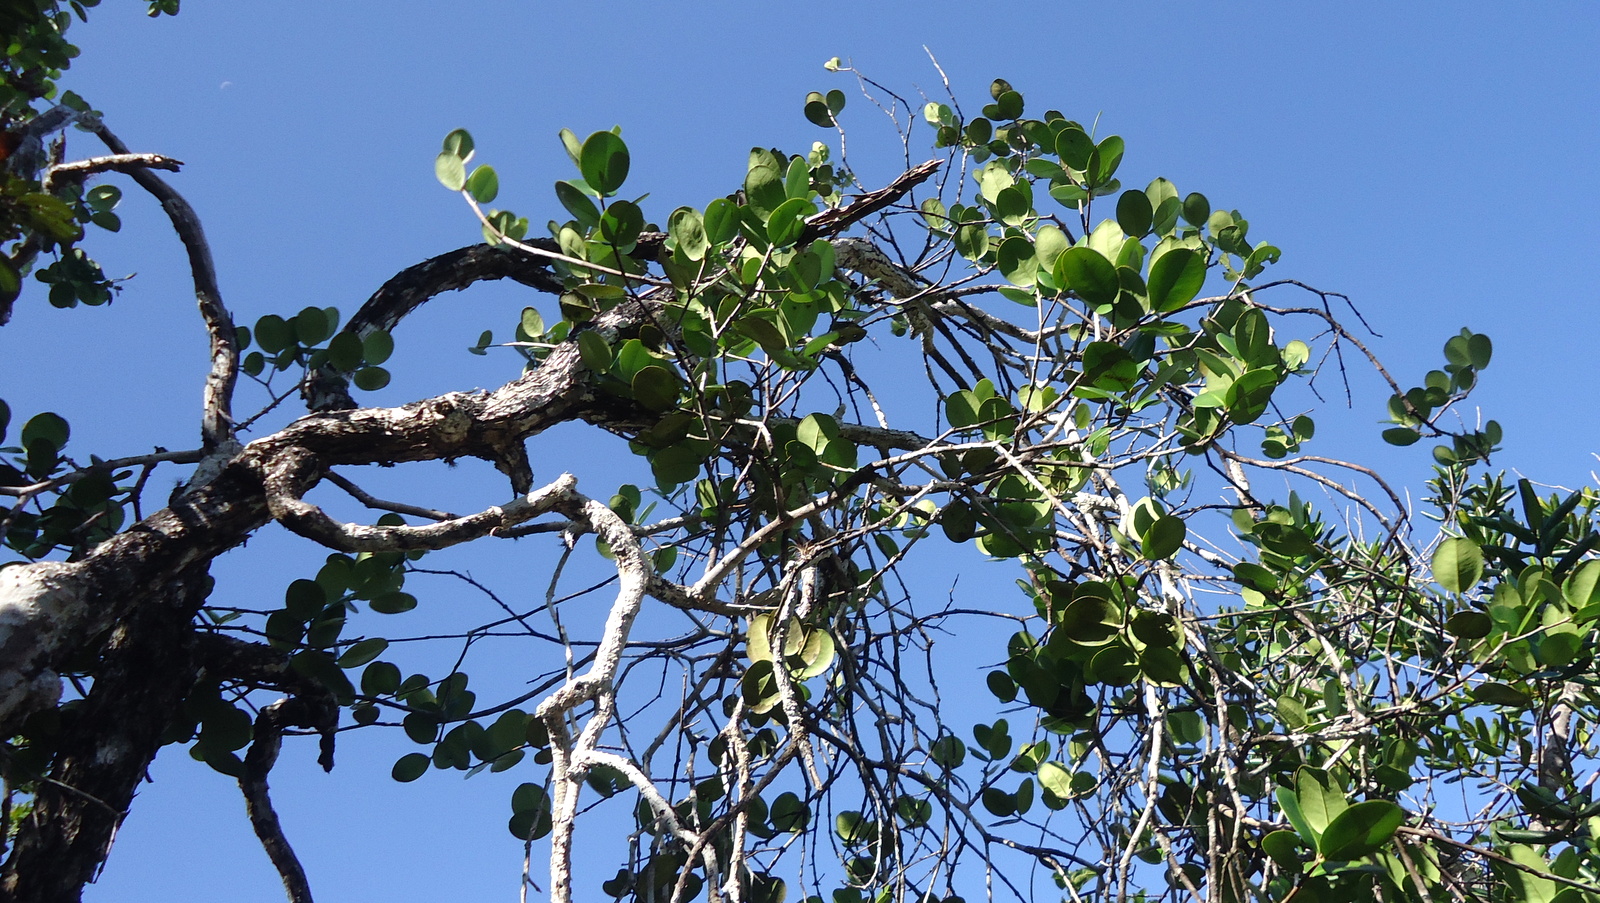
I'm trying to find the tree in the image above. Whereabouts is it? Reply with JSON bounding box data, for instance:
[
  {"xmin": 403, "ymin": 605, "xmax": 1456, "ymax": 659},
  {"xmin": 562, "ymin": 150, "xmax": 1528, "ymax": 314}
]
[{"xmin": 3, "ymin": 6, "xmax": 1600, "ymax": 903}]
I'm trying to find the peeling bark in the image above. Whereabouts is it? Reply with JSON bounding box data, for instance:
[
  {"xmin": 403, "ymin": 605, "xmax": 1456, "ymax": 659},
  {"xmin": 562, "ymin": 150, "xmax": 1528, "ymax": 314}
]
[{"xmin": 0, "ymin": 565, "xmax": 208, "ymax": 902}]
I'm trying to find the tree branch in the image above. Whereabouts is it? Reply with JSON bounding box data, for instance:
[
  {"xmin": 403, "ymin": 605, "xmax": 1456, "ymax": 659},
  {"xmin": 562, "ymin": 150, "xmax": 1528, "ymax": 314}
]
[
  {"xmin": 41, "ymin": 152, "xmax": 182, "ymax": 192},
  {"xmin": 239, "ymin": 696, "xmax": 339, "ymax": 903},
  {"xmin": 91, "ymin": 123, "xmax": 238, "ymax": 451}
]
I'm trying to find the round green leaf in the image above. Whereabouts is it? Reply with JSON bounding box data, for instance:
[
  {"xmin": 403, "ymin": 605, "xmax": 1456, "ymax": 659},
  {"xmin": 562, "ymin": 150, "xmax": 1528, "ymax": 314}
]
[
  {"xmin": 361, "ymin": 330, "xmax": 394, "ymax": 365},
  {"xmin": 632, "ymin": 366, "xmax": 682, "ymax": 412},
  {"xmin": 1090, "ymin": 645, "xmax": 1139, "ymax": 686},
  {"xmin": 1431, "ymin": 537, "xmax": 1483, "ymax": 593},
  {"xmin": 1262, "ymin": 830, "xmax": 1305, "ymax": 871},
  {"xmin": 20, "ymin": 412, "xmax": 69, "ymax": 453},
  {"xmin": 370, "ymin": 591, "xmax": 417, "ymax": 614},
  {"xmin": 434, "ymin": 153, "xmax": 466, "ymax": 192},
  {"xmin": 1444, "ymin": 610, "xmax": 1492, "ymax": 639},
  {"xmin": 997, "ymin": 236, "xmax": 1038, "ymax": 287},
  {"xmin": 465, "ymin": 164, "xmax": 499, "ymax": 204},
  {"xmin": 1181, "ymin": 192, "xmax": 1210, "ymax": 227},
  {"xmin": 1036, "ymin": 761, "xmax": 1074, "ymax": 798},
  {"xmin": 668, "ymin": 207, "xmax": 710, "ymax": 261},
  {"xmin": 392, "ymin": 752, "xmax": 430, "ymax": 782},
  {"xmin": 703, "ymin": 198, "xmax": 738, "ymax": 244},
  {"xmin": 1317, "ymin": 800, "xmax": 1404, "ymax": 861},
  {"xmin": 554, "ymin": 180, "xmax": 601, "ymax": 228},
  {"xmin": 1055, "ymin": 127, "xmax": 1094, "ymax": 170},
  {"xmin": 254, "ymin": 314, "xmax": 293, "ymax": 353},
  {"xmin": 1468, "ymin": 332, "xmax": 1492, "ymax": 369},
  {"xmin": 1146, "ymin": 248, "xmax": 1205, "ymax": 312},
  {"xmin": 440, "ymin": 128, "xmax": 474, "ymax": 158},
  {"xmin": 598, "ymin": 199, "xmax": 644, "ymax": 249},
  {"xmin": 1382, "ymin": 427, "xmax": 1421, "ymax": 447},
  {"xmin": 1141, "ymin": 515, "xmax": 1186, "ymax": 560},
  {"xmin": 577, "ymin": 330, "xmax": 612, "ymax": 372},
  {"xmin": 766, "ymin": 197, "xmax": 815, "ymax": 247},
  {"xmin": 579, "ymin": 131, "xmax": 630, "ymax": 197},
  {"xmin": 327, "ymin": 332, "xmax": 363, "ymax": 371},
  {"xmin": 352, "ymin": 367, "xmax": 390, "ymax": 391},
  {"xmin": 293, "ymin": 306, "xmax": 332, "ymax": 345},
  {"xmin": 803, "ymin": 92, "xmax": 835, "ymax": 127},
  {"xmin": 1116, "ymin": 189, "xmax": 1153, "ymax": 237},
  {"xmin": 1053, "ymin": 247, "xmax": 1118, "ymax": 306}
]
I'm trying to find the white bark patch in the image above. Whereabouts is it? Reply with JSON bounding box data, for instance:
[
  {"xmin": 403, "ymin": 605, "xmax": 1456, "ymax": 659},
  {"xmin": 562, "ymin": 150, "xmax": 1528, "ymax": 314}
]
[{"xmin": 0, "ymin": 561, "xmax": 87, "ymax": 727}]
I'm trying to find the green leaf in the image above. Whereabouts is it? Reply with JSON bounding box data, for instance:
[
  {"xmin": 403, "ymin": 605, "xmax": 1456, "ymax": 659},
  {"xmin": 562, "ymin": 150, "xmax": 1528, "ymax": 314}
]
[
  {"xmin": 767, "ymin": 197, "xmax": 815, "ymax": 247},
  {"xmin": 997, "ymin": 236, "xmax": 1038, "ymax": 287},
  {"xmin": 1277, "ymin": 787, "xmax": 1317, "ymax": 844},
  {"xmin": 1053, "ymin": 247, "xmax": 1118, "ymax": 306},
  {"xmin": 1317, "ymin": 800, "xmax": 1404, "ymax": 861},
  {"xmin": 1141, "ymin": 515, "xmax": 1186, "ymax": 560},
  {"xmin": 1056, "ymin": 127, "xmax": 1094, "ymax": 171},
  {"xmin": 1432, "ymin": 537, "xmax": 1483, "ymax": 593},
  {"xmin": 435, "ymin": 153, "xmax": 466, "ymax": 191},
  {"xmin": 1294, "ymin": 768, "xmax": 1347, "ymax": 836},
  {"xmin": 337, "ymin": 637, "xmax": 389, "ymax": 668},
  {"xmin": 255, "ymin": 315, "xmax": 293, "ymax": 353},
  {"xmin": 704, "ymin": 198, "xmax": 738, "ymax": 245},
  {"xmin": 1468, "ymin": 331, "xmax": 1492, "ymax": 369},
  {"xmin": 353, "ymin": 367, "xmax": 390, "ymax": 391},
  {"xmin": 20, "ymin": 412, "xmax": 69, "ymax": 453},
  {"xmin": 465, "ymin": 165, "xmax": 499, "ymax": 203},
  {"xmin": 1382, "ymin": 427, "xmax": 1421, "ymax": 446},
  {"xmin": 579, "ymin": 131, "xmax": 630, "ymax": 197},
  {"xmin": 392, "ymin": 752, "xmax": 430, "ymax": 782},
  {"xmin": 955, "ymin": 223, "xmax": 989, "ymax": 261},
  {"xmin": 361, "ymin": 330, "xmax": 394, "ymax": 366},
  {"xmin": 293, "ymin": 306, "xmax": 332, "ymax": 345},
  {"xmin": 1146, "ymin": 248, "xmax": 1205, "ymax": 312},
  {"xmin": 370, "ymin": 591, "xmax": 417, "ymax": 614},
  {"xmin": 668, "ymin": 207, "xmax": 710, "ymax": 260},
  {"xmin": 327, "ymin": 332, "xmax": 364, "ymax": 371},
  {"xmin": 1090, "ymin": 135, "xmax": 1124, "ymax": 186},
  {"xmin": 1470, "ymin": 681, "xmax": 1532, "ymax": 707},
  {"xmin": 1262, "ymin": 831, "xmax": 1305, "ymax": 871},
  {"xmin": 632, "ymin": 366, "xmax": 682, "ymax": 412},
  {"xmin": 0, "ymin": 258, "xmax": 19, "ymax": 309},
  {"xmin": 1036, "ymin": 761, "xmax": 1074, "ymax": 798},
  {"xmin": 1116, "ymin": 189, "xmax": 1153, "ymax": 237},
  {"xmin": 441, "ymin": 128, "xmax": 475, "ymax": 158},
  {"xmin": 804, "ymin": 91, "xmax": 836, "ymax": 127},
  {"xmin": 1445, "ymin": 610, "xmax": 1493, "ymax": 639},
  {"xmin": 578, "ymin": 330, "xmax": 612, "ymax": 372},
  {"xmin": 554, "ymin": 180, "xmax": 600, "ymax": 228}
]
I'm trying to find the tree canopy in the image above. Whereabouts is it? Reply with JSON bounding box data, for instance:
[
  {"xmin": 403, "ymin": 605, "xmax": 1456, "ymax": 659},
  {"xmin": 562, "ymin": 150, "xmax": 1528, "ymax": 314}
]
[{"xmin": 3, "ymin": 5, "xmax": 1600, "ymax": 903}]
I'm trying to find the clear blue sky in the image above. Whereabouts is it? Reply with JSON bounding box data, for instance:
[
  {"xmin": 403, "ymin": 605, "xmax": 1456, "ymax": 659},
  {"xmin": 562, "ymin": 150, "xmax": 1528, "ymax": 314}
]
[{"xmin": 0, "ymin": 2, "xmax": 1594, "ymax": 900}]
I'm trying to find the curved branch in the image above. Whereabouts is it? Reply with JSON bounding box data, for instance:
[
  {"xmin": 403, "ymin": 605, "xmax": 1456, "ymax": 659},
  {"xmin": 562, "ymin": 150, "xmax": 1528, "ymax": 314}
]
[
  {"xmin": 239, "ymin": 696, "xmax": 339, "ymax": 903},
  {"xmin": 92, "ymin": 123, "xmax": 237, "ymax": 450}
]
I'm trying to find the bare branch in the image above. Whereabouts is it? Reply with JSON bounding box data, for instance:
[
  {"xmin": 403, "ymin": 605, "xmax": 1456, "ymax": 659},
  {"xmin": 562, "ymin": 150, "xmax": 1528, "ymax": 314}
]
[
  {"xmin": 239, "ymin": 696, "xmax": 339, "ymax": 903},
  {"xmin": 41, "ymin": 152, "xmax": 182, "ymax": 192},
  {"xmin": 91, "ymin": 123, "xmax": 238, "ymax": 451}
]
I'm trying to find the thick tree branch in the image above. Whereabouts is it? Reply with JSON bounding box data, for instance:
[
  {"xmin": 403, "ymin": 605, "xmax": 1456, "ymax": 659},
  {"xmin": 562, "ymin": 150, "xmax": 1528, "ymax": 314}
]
[
  {"xmin": 0, "ymin": 565, "xmax": 208, "ymax": 902},
  {"xmin": 0, "ymin": 160, "xmax": 950, "ymax": 737}
]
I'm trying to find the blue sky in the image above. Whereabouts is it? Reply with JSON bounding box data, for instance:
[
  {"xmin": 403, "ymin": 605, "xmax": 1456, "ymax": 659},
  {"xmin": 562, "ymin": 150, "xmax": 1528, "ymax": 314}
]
[{"xmin": 1, "ymin": 2, "xmax": 1595, "ymax": 900}]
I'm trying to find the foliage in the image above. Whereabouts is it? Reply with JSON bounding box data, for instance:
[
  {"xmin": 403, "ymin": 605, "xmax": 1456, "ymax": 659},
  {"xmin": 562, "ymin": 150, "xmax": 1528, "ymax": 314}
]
[{"xmin": 2, "ymin": 11, "xmax": 1600, "ymax": 903}]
